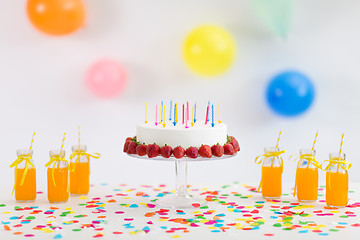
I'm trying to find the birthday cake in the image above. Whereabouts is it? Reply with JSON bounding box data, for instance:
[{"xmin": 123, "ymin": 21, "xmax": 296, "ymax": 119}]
[{"xmin": 124, "ymin": 102, "xmax": 240, "ymax": 159}]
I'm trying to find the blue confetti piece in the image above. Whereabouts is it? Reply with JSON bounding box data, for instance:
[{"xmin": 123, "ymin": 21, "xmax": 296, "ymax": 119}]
[
  {"xmin": 160, "ymin": 226, "xmax": 167, "ymax": 229},
  {"xmin": 176, "ymin": 212, "xmax": 186, "ymax": 215},
  {"xmin": 21, "ymin": 220, "xmax": 31, "ymax": 224},
  {"xmin": 214, "ymin": 224, "xmax": 223, "ymax": 227},
  {"xmin": 211, "ymin": 230, "xmax": 221, "ymax": 233},
  {"xmin": 338, "ymin": 222, "xmax": 348, "ymax": 225},
  {"xmin": 143, "ymin": 226, "xmax": 150, "ymax": 231},
  {"xmin": 101, "ymin": 183, "xmax": 108, "ymax": 186},
  {"xmin": 299, "ymin": 230, "xmax": 309, "ymax": 233},
  {"xmin": 54, "ymin": 234, "xmax": 62, "ymax": 239},
  {"xmin": 252, "ymin": 226, "xmax": 260, "ymax": 230},
  {"xmin": 318, "ymin": 233, "xmax": 329, "ymax": 236},
  {"xmin": 156, "ymin": 193, "xmax": 164, "ymax": 197},
  {"xmin": 270, "ymin": 216, "xmax": 278, "ymax": 219},
  {"xmin": 113, "ymin": 189, "xmax": 121, "ymax": 191},
  {"xmin": 9, "ymin": 216, "xmax": 18, "ymax": 220},
  {"xmin": 129, "ymin": 204, "xmax": 138, "ymax": 208},
  {"xmin": 215, "ymin": 219, "xmax": 224, "ymax": 223},
  {"xmin": 2, "ymin": 221, "xmax": 10, "ymax": 225},
  {"xmin": 234, "ymin": 209, "xmax": 242, "ymax": 212},
  {"xmin": 216, "ymin": 214, "xmax": 225, "ymax": 217},
  {"xmin": 30, "ymin": 206, "xmax": 39, "ymax": 209}
]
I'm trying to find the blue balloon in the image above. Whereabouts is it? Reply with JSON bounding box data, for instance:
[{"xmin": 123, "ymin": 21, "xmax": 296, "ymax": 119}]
[{"xmin": 266, "ymin": 71, "xmax": 315, "ymax": 116}]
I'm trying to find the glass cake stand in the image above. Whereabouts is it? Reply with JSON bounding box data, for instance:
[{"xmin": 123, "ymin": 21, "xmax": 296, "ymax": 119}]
[{"xmin": 127, "ymin": 153, "xmax": 237, "ymax": 208}]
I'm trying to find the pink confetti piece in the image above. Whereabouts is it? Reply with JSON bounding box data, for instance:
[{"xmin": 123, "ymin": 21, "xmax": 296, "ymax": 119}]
[
  {"xmin": 124, "ymin": 218, "xmax": 134, "ymax": 221},
  {"xmin": 24, "ymin": 234, "xmax": 35, "ymax": 237},
  {"xmin": 190, "ymin": 223, "xmax": 199, "ymax": 227},
  {"xmin": 115, "ymin": 211, "xmax": 124, "ymax": 214},
  {"xmin": 147, "ymin": 204, "xmax": 156, "ymax": 208},
  {"xmin": 147, "ymin": 221, "xmax": 153, "ymax": 224},
  {"xmin": 192, "ymin": 203, "xmax": 200, "ymax": 208}
]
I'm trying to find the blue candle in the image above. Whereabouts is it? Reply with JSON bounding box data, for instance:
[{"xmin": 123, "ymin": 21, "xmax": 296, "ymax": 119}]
[
  {"xmin": 211, "ymin": 104, "xmax": 214, "ymax": 127},
  {"xmin": 194, "ymin": 103, "xmax": 197, "ymax": 123},
  {"xmin": 173, "ymin": 103, "xmax": 177, "ymax": 126},
  {"xmin": 160, "ymin": 101, "xmax": 163, "ymax": 123},
  {"xmin": 169, "ymin": 100, "xmax": 172, "ymax": 121}
]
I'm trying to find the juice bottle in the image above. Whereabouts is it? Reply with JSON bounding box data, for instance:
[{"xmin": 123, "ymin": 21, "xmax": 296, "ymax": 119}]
[
  {"xmin": 325, "ymin": 153, "xmax": 349, "ymax": 207},
  {"xmin": 47, "ymin": 150, "xmax": 69, "ymax": 203},
  {"xmin": 261, "ymin": 147, "xmax": 283, "ymax": 199},
  {"xmin": 12, "ymin": 149, "xmax": 36, "ymax": 202},
  {"xmin": 70, "ymin": 145, "xmax": 90, "ymax": 195},
  {"xmin": 295, "ymin": 149, "xmax": 318, "ymax": 202}
]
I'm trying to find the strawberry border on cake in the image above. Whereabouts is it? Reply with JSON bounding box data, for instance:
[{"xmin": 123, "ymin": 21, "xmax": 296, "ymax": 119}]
[{"xmin": 123, "ymin": 135, "xmax": 240, "ymax": 159}]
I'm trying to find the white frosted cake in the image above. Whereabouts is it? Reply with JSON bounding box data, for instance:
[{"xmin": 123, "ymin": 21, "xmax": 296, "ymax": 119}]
[
  {"xmin": 124, "ymin": 102, "xmax": 239, "ymax": 159},
  {"xmin": 136, "ymin": 122, "xmax": 227, "ymax": 149}
]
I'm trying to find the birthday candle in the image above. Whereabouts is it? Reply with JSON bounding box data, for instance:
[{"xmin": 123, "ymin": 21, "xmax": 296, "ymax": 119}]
[
  {"xmin": 207, "ymin": 101, "xmax": 210, "ymax": 123},
  {"xmin": 187, "ymin": 102, "xmax": 189, "ymax": 122},
  {"xmin": 176, "ymin": 103, "xmax": 178, "ymax": 124},
  {"xmin": 155, "ymin": 105, "xmax": 158, "ymax": 126},
  {"xmin": 211, "ymin": 104, "xmax": 214, "ymax": 127},
  {"xmin": 173, "ymin": 103, "xmax": 177, "ymax": 126},
  {"xmin": 218, "ymin": 104, "xmax": 221, "ymax": 124},
  {"xmin": 163, "ymin": 106, "xmax": 166, "ymax": 127},
  {"xmin": 205, "ymin": 105, "xmax": 209, "ymax": 125},
  {"xmin": 191, "ymin": 104, "xmax": 195, "ymax": 127},
  {"xmin": 194, "ymin": 103, "xmax": 197, "ymax": 123},
  {"xmin": 169, "ymin": 100, "xmax": 172, "ymax": 121},
  {"xmin": 145, "ymin": 102, "xmax": 148, "ymax": 124},
  {"xmin": 182, "ymin": 104, "xmax": 185, "ymax": 125},
  {"xmin": 160, "ymin": 101, "xmax": 163, "ymax": 124}
]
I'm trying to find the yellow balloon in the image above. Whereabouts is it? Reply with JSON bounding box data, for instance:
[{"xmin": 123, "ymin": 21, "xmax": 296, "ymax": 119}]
[{"xmin": 183, "ymin": 25, "xmax": 236, "ymax": 77}]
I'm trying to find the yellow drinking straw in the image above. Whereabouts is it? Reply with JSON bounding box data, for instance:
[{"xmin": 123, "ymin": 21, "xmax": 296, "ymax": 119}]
[
  {"xmin": 275, "ymin": 130, "xmax": 282, "ymax": 149},
  {"xmin": 60, "ymin": 132, "xmax": 66, "ymax": 155},
  {"xmin": 145, "ymin": 102, "xmax": 148, "ymax": 124},
  {"xmin": 162, "ymin": 105, "xmax": 166, "ymax": 127},
  {"xmin": 78, "ymin": 126, "xmax": 81, "ymax": 150},
  {"xmin": 191, "ymin": 104, "xmax": 195, "ymax": 127},
  {"xmin": 29, "ymin": 132, "xmax": 36, "ymax": 151},
  {"xmin": 218, "ymin": 104, "xmax": 222, "ymax": 124},
  {"xmin": 312, "ymin": 130, "xmax": 319, "ymax": 151},
  {"xmin": 339, "ymin": 133, "xmax": 344, "ymax": 154}
]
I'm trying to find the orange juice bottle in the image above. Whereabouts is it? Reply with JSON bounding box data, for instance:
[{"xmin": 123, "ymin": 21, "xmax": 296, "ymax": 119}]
[
  {"xmin": 14, "ymin": 149, "xmax": 36, "ymax": 202},
  {"xmin": 47, "ymin": 150, "xmax": 69, "ymax": 203},
  {"xmin": 326, "ymin": 153, "xmax": 349, "ymax": 207},
  {"xmin": 70, "ymin": 145, "xmax": 90, "ymax": 195},
  {"xmin": 295, "ymin": 149, "xmax": 318, "ymax": 202},
  {"xmin": 261, "ymin": 147, "xmax": 283, "ymax": 199}
]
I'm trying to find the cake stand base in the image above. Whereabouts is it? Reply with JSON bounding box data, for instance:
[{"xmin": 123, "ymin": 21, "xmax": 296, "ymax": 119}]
[{"xmin": 156, "ymin": 193, "xmax": 207, "ymax": 209}]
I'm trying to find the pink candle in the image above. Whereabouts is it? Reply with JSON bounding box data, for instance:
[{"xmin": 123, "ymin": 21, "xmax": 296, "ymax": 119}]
[
  {"xmin": 205, "ymin": 105, "xmax": 209, "ymax": 125},
  {"xmin": 155, "ymin": 105, "xmax": 158, "ymax": 126},
  {"xmin": 182, "ymin": 104, "xmax": 185, "ymax": 125},
  {"xmin": 187, "ymin": 102, "xmax": 189, "ymax": 122}
]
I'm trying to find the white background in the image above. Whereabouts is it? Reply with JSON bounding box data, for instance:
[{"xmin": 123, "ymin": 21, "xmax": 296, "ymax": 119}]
[{"xmin": 1, "ymin": 0, "xmax": 360, "ymax": 190}]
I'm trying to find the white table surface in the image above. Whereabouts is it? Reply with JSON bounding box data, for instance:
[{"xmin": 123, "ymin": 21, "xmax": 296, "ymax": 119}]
[{"xmin": 1, "ymin": 182, "xmax": 360, "ymax": 240}]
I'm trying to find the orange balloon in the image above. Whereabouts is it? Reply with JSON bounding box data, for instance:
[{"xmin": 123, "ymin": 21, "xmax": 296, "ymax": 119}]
[{"xmin": 27, "ymin": 0, "xmax": 86, "ymax": 36}]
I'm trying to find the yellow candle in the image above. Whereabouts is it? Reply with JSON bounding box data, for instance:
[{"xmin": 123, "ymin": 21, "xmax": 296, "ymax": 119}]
[{"xmin": 145, "ymin": 102, "xmax": 148, "ymax": 124}]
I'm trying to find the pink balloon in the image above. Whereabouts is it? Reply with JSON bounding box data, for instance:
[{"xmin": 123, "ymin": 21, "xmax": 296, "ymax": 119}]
[{"xmin": 85, "ymin": 59, "xmax": 127, "ymax": 98}]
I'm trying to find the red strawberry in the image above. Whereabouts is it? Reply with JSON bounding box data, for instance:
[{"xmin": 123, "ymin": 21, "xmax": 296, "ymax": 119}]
[
  {"xmin": 198, "ymin": 145, "xmax": 212, "ymax": 158},
  {"xmin": 126, "ymin": 137, "xmax": 133, "ymax": 142},
  {"xmin": 186, "ymin": 147, "xmax": 198, "ymax": 159},
  {"xmin": 223, "ymin": 143, "xmax": 235, "ymax": 155},
  {"xmin": 211, "ymin": 144, "xmax": 224, "ymax": 157},
  {"xmin": 173, "ymin": 146, "xmax": 185, "ymax": 159},
  {"xmin": 127, "ymin": 141, "xmax": 137, "ymax": 154},
  {"xmin": 229, "ymin": 136, "xmax": 240, "ymax": 152},
  {"xmin": 146, "ymin": 144, "xmax": 160, "ymax": 158},
  {"xmin": 123, "ymin": 140, "xmax": 131, "ymax": 152},
  {"xmin": 136, "ymin": 144, "xmax": 147, "ymax": 156},
  {"xmin": 160, "ymin": 145, "xmax": 173, "ymax": 158}
]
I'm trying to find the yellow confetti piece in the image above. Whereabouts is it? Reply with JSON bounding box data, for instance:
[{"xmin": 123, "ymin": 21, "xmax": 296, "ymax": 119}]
[
  {"xmin": 79, "ymin": 196, "xmax": 88, "ymax": 200},
  {"xmin": 125, "ymin": 189, "xmax": 133, "ymax": 192},
  {"xmin": 245, "ymin": 206, "xmax": 253, "ymax": 209},
  {"xmin": 234, "ymin": 223, "xmax": 243, "ymax": 227},
  {"xmin": 202, "ymin": 188, "xmax": 209, "ymax": 190},
  {"xmin": 192, "ymin": 211, "xmax": 201, "ymax": 214},
  {"xmin": 66, "ymin": 207, "xmax": 72, "ymax": 210},
  {"xmin": 139, "ymin": 202, "xmax": 147, "ymax": 206},
  {"xmin": 293, "ymin": 205, "xmax": 314, "ymax": 210},
  {"xmin": 250, "ymin": 222, "xmax": 260, "ymax": 226},
  {"xmin": 123, "ymin": 197, "xmax": 131, "ymax": 200},
  {"xmin": 282, "ymin": 222, "xmax": 293, "ymax": 227},
  {"xmin": 158, "ymin": 219, "xmax": 167, "ymax": 222},
  {"xmin": 199, "ymin": 219, "xmax": 208, "ymax": 223},
  {"xmin": 41, "ymin": 228, "xmax": 54, "ymax": 233},
  {"xmin": 236, "ymin": 218, "xmax": 247, "ymax": 221},
  {"xmin": 330, "ymin": 210, "xmax": 340, "ymax": 213},
  {"xmin": 318, "ymin": 224, "xmax": 326, "ymax": 228},
  {"xmin": 2, "ymin": 212, "xmax": 11, "ymax": 214},
  {"xmin": 227, "ymin": 208, "xmax": 234, "ymax": 212},
  {"xmin": 171, "ymin": 235, "xmax": 181, "ymax": 238},
  {"xmin": 208, "ymin": 227, "xmax": 217, "ymax": 230}
]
